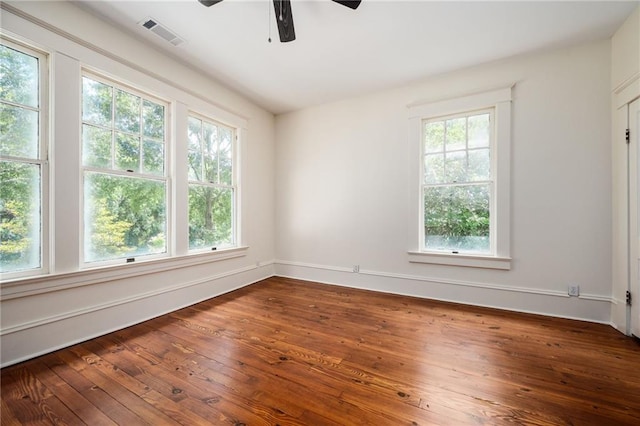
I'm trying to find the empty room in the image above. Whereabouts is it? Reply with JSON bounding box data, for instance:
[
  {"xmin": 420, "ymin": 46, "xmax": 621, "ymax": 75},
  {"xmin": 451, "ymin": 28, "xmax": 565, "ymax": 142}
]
[{"xmin": 1, "ymin": 0, "xmax": 640, "ymax": 424}]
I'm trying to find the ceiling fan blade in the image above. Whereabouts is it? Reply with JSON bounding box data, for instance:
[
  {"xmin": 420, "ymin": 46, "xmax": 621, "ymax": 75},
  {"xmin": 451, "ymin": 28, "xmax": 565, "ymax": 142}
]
[
  {"xmin": 272, "ymin": 0, "xmax": 296, "ymax": 42},
  {"xmin": 198, "ymin": 0, "xmax": 223, "ymax": 7},
  {"xmin": 332, "ymin": 0, "xmax": 361, "ymax": 10}
]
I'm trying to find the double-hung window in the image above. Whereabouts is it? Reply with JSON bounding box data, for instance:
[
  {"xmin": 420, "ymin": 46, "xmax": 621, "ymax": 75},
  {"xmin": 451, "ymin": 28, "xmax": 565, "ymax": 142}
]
[
  {"xmin": 81, "ymin": 74, "xmax": 168, "ymax": 264},
  {"xmin": 423, "ymin": 110, "xmax": 493, "ymax": 253},
  {"xmin": 409, "ymin": 87, "xmax": 512, "ymax": 269},
  {"xmin": 187, "ymin": 114, "xmax": 236, "ymax": 251},
  {"xmin": 0, "ymin": 40, "xmax": 48, "ymax": 278}
]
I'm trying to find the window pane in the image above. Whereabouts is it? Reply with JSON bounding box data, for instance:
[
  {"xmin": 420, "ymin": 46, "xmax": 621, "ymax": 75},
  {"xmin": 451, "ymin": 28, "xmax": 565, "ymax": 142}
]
[
  {"xmin": 218, "ymin": 127, "xmax": 233, "ymax": 185},
  {"xmin": 0, "ymin": 160, "xmax": 40, "ymax": 273},
  {"xmin": 115, "ymin": 89, "xmax": 140, "ymax": 134},
  {"xmin": 203, "ymin": 122, "xmax": 218, "ymax": 183},
  {"xmin": 82, "ymin": 124, "xmax": 112, "ymax": 168},
  {"xmin": 84, "ymin": 172, "xmax": 166, "ymax": 263},
  {"xmin": 143, "ymin": 100, "xmax": 164, "ymax": 140},
  {"xmin": 188, "ymin": 117, "xmax": 202, "ymax": 181},
  {"xmin": 82, "ymin": 77, "xmax": 112, "ymax": 127},
  {"xmin": 468, "ymin": 113, "xmax": 490, "ymax": 148},
  {"xmin": 445, "ymin": 117, "xmax": 466, "ymax": 151},
  {"xmin": 188, "ymin": 149, "xmax": 202, "ymax": 181},
  {"xmin": 0, "ymin": 44, "xmax": 38, "ymax": 108},
  {"xmin": 143, "ymin": 139, "xmax": 164, "ymax": 175},
  {"xmin": 445, "ymin": 150, "xmax": 466, "ymax": 182},
  {"xmin": 189, "ymin": 184, "xmax": 233, "ymax": 249},
  {"xmin": 424, "ymin": 121, "xmax": 444, "ymax": 153},
  {"xmin": 468, "ymin": 148, "xmax": 490, "ymax": 181},
  {"xmin": 424, "ymin": 153, "xmax": 444, "ymax": 184},
  {"xmin": 424, "ymin": 184, "xmax": 490, "ymax": 253},
  {"xmin": 188, "ymin": 116, "xmax": 202, "ymax": 151},
  {"xmin": 0, "ymin": 104, "xmax": 38, "ymax": 158},
  {"xmin": 115, "ymin": 132, "xmax": 140, "ymax": 172}
]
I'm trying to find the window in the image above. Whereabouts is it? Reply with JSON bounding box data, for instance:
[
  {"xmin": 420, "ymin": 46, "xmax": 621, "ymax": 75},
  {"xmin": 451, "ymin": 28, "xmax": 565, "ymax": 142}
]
[
  {"xmin": 423, "ymin": 110, "xmax": 493, "ymax": 253},
  {"xmin": 81, "ymin": 74, "xmax": 168, "ymax": 264},
  {"xmin": 408, "ymin": 87, "xmax": 512, "ymax": 269},
  {"xmin": 187, "ymin": 114, "xmax": 236, "ymax": 251},
  {"xmin": 0, "ymin": 40, "xmax": 47, "ymax": 277}
]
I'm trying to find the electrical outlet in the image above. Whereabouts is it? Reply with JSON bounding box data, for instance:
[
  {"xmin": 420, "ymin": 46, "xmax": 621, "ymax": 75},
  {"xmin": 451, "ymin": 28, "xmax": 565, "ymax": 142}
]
[
  {"xmin": 353, "ymin": 265, "xmax": 360, "ymax": 273},
  {"xmin": 568, "ymin": 285, "xmax": 580, "ymax": 297}
]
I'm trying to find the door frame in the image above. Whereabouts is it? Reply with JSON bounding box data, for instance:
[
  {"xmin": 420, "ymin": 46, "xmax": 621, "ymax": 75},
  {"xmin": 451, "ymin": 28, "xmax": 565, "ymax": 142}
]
[
  {"xmin": 629, "ymin": 97, "xmax": 640, "ymax": 337},
  {"xmin": 612, "ymin": 74, "xmax": 640, "ymax": 336}
]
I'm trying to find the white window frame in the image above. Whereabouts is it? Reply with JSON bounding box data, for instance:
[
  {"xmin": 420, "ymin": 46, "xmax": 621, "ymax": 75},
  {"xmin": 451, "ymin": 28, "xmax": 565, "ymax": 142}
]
[
  {"xmin": 80, "ymin": 71, "xmax": 171, "ymax": 268},
  {"xmin": 0, "ymin": 37, "xmax": 49, "ymax": 280},
  {"xmin": 186, "ymin": 111, "xmax": 238, "ymax": 253},
  {"xmin": 408, "ymin": 87, "xmax": 512, "ymax": 270}
]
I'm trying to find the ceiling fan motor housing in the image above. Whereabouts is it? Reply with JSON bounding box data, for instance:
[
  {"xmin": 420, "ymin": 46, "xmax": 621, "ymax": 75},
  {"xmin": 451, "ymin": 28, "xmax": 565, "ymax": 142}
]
[{"xmin": 198, "ymin": 0, "xmax": 362, "ymax": 43}]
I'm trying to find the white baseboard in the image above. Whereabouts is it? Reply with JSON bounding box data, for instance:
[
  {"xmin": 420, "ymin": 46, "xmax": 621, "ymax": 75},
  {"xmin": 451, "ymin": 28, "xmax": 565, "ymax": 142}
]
[{"xmin": 274, "ymin": 260, "xmax": 614, "ymax": 326}]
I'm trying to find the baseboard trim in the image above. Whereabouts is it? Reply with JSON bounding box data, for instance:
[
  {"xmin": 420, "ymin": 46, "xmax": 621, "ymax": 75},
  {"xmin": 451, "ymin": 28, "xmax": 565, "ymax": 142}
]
[
  {"xmin": 274, "ymin": 260, "xmax": 613, "ymax": 325},
  {"xmin": 276, "ymin": 259, "xmax": 611, "ymax": 302}
]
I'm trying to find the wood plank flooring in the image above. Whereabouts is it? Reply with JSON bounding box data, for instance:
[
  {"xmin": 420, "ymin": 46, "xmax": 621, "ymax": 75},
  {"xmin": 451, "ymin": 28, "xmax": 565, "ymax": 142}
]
[{"xmin": 2, "ymin": 276, "xmax": 640, "ymax": 425}]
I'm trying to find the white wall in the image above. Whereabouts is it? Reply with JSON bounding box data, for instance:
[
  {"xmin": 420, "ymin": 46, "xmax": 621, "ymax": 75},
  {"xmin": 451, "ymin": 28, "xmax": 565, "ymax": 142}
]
[
  {"xmin": 612, "ymin": 6, "xmax": 640, "ymax": 92},
  {"xmin": 0, "ymin": 1, "xmax": 276, "ymax": 366},
  {"xmin": 275, "ymin": 40, "xmax": 613, "ymax": 323}
]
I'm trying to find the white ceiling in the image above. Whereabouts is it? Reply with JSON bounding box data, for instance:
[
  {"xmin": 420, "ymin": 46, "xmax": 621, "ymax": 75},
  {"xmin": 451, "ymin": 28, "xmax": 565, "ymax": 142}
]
[{"xmin": 74, "ymin": 0, "xmax": 638, "ymax": 114}]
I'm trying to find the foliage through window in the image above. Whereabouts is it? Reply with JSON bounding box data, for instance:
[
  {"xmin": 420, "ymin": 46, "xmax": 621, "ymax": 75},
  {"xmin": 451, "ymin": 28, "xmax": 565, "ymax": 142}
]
[
  {"xmin": 82, "ymin": 75, "xmax": 167, "ymax": 263},
  {"xmin": 187, "ymin": 115, "xmax": 235, "ymax": 250},
  {"xmin": 422, "ymin": 110, "xmax": 493, "ymax": 254},
  {"xmin": 0, "ymin": 41, "xmax": 46, "ymax": 276}
]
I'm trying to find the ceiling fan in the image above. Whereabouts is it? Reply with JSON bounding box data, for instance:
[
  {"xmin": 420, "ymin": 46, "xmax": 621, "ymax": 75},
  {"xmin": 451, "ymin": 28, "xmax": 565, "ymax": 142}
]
[{"xmin": 198, "ymin": 0, "xmax": 362, "ymax": 43}]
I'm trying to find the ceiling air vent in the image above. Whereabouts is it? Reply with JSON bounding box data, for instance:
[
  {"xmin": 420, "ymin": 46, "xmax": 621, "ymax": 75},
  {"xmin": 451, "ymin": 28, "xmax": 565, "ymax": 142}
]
[{"xmin": 139, "ymin": 17, "xmax": 185, "ymax": 47}]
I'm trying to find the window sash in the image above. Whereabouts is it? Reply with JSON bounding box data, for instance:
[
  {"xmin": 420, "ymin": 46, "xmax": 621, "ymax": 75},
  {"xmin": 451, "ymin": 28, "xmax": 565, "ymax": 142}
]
[
  {"xmin": 0, "ymin": 38, "xmax": 48, "ymax": 279},
  {"xmin": 82, "ymin": 170, "xmax": 169, "ymax": 265},
  {"xmin": 422, "ymin": 181, "xmax": 494, "ymax": 255},
  {"xmin": 187, "ymin": 113, "xmax": 237, "ymax": 252},
  {"xmin": 81, "ymin": 72, "xmax": 169, "ymax": 266},
  {"xmin": 420, "ymin": 109, "xmax": 495, "ymax": 255},
  {"xmin": 188, "ymin": 182, "xmax": 235, "ymax": 251},
  {"xmin": 187, "ymin": 113, "xmax": 235, "ymax": 186},
  {"xmin": 422, "ymin": 108, "xmax": 494, "ymax": 185},
  {"xmin": 81, "ymin": 74, "xmax": 168, "ymax": 178}
]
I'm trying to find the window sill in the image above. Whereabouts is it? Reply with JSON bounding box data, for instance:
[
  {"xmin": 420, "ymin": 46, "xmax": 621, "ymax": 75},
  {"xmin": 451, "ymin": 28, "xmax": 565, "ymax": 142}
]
[
  {"xmin": 1, "ymin": 246, "xmax": 248, "ymax": 300},
  {"xmin": 408, "ymin": 251, "xmax": 511, "ymax": 270}
]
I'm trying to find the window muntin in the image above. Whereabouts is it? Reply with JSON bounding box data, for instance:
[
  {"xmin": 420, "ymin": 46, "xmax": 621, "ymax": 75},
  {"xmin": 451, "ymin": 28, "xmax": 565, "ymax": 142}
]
[
  {"xmin": 422, "ymin": 109, "xmax": 494, "ymax": 254},
  {"xmin": 81, "ymin": 74, "xmax": 168, "ymax": 264},
  {"xmin": 0, "ymin": 41, "xmax": 47, "ymax": 277},
  {"xmin": 187, "ymin": 114, "xmax": 235, "ymax": 251}
]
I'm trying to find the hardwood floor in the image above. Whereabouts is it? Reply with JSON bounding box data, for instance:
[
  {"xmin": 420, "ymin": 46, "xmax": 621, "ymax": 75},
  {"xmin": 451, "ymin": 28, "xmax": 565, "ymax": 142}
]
[{"xmin": 2, "ymin": 276, "xmax": 640, "ymax": 425}]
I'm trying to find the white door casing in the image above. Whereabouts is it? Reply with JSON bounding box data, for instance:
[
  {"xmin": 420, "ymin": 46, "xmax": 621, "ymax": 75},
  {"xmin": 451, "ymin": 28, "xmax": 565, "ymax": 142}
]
[{"xmin": 630, "ymin": 97, "xmax": 640, "ymax": 337}]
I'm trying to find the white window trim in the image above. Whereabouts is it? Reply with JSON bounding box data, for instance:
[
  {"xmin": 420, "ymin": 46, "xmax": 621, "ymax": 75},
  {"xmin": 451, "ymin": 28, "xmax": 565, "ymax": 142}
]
[
  {"xmin": 0, "ymin": 36, "xmax": 49, "ymax": 280},
  {"xmin": 407, "ymin": 86, "xmax": 512, "ymax": 270}
]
